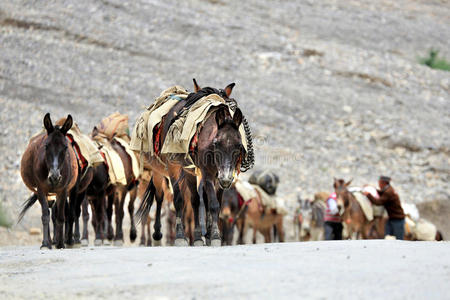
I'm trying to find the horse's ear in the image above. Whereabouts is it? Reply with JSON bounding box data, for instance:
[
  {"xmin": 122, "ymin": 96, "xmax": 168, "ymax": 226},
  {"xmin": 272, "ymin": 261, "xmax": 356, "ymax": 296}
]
[
  {"xmin": 92, "ymin": 126, "xmax": 99, "ymax": 137},
  {"xmin": 216, "ymin": 107, "xmax": 227, "ymax": 127},
  {"xmin": 333, "ymin": 178, "xmax": 338, "ymax": 189},
  {"xmin": 232, "ymin": 107, "xmax": 243, "ymax": 127},
  {"xmin": 345, "ymin": 179, "xmax": 353, "ymax": 187},
  {"xmin": 193, "ymin": 78, "xmax": 201, "ymax": 92},
  {"xmin": 61, "ymin": 114, "xmax": 73, "ymax": 135},
  {"xmin": 224, "ymin": 83, "xmax": 235, "ymax": 98},
  {"xmin": 43, "ymin": 113, "xmax": 54, "ymax": 134}
]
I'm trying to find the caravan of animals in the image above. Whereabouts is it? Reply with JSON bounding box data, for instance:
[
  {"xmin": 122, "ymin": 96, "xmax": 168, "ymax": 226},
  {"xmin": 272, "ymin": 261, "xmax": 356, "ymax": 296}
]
[{"xmin": 18, "ymin": 80, "xmax": 442, "ymax": 249}]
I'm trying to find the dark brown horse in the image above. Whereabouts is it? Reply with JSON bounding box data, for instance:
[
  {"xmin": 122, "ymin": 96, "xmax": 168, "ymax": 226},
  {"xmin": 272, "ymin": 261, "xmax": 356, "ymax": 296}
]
[
  {"xmin": 137, "ymin": 81, "xmax": 246, "ymax": 247},
  {"xmin": 19, "ymin": 114, "xmax": 77, "ymax": 249},
  {"xmin": 91, "ymin": 128, "xmax": 139, "ymax": 246}
]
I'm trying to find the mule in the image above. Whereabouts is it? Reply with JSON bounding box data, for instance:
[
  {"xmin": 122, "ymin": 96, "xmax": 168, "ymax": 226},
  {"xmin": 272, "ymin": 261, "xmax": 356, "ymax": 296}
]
[
  {"xmin": 296, "ymin": 197, "xmax": 325, "ymax": 241},
  {"xmin": 19, "ymin": 114, "xmax": 77, "ymax": 249},
  {"xmin": 137, "ymin": 81, "xmax": 246, "ymax": 247},
  {"xmin": 91, "ymin": 128, "xmax": 139, "ymax": 246},
  {"xmin": 334, "ymin": 178, "xmax": 382, "ymax": 239},
  {"xmin": 220, "ymin": 187, "xmax": 246, "ymax": 245}
]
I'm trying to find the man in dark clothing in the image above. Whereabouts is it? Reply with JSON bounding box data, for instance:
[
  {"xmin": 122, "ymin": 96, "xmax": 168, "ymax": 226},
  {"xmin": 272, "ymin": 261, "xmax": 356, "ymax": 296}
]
[{"xmin": 363, "ymin": 176, "xmax": 405, "ymax": 240}]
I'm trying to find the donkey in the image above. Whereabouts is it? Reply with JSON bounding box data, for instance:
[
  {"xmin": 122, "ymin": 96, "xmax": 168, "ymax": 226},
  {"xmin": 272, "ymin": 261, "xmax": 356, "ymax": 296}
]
[
  {"xmin": 296, "ymin": 197, "xmax": 325, "ymax": 241},
  {"xmin": 19, "ymin": 113, "xmax": 77, "ymax": 249},
  {"xmin": 137, "ymin": 81, "xmax": 246, "ymax": 247},
  {"xmin": 334, "ymin": 178, "xmax": 382, "ymax": 239},
  {"xmin": 91, "ymin": 127, "xmax": 139, "ymax": 246}
]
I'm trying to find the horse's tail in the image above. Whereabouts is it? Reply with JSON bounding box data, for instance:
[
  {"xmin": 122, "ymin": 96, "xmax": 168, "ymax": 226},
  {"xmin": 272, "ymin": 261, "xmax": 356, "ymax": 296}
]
[
  {"xmin": 135, "ymin": 178, "xmax": 155, "ymax": 225},
  {"xmin": 18, "ymin": 193, "xmax": 38, "ymax": 223}
]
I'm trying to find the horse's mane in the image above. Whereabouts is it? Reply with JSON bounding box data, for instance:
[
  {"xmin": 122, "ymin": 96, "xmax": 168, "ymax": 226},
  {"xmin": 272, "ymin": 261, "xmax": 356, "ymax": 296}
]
[{"xmin": 184, "ymin": 86, "xmax": 226, "ymax": 109}]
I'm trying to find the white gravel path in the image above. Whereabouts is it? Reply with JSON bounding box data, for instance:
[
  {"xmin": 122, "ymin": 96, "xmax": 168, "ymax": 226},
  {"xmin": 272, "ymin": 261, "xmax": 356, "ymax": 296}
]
[{"xmin": 1, "ymin": 240, "xmax": 449, "ymax": 299}]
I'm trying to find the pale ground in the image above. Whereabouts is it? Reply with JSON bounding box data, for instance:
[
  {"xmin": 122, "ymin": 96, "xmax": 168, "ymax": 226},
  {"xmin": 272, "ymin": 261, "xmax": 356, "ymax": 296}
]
[{"xmin": 0, "ymin": 240, "xmax": 449, "ymax": 300}]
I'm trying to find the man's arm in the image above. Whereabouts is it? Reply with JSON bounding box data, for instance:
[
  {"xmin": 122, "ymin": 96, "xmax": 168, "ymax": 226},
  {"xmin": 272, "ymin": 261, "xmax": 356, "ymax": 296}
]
[{"xmin": 365, "ymin": 192, "xmax": 388, "ymax": 205}]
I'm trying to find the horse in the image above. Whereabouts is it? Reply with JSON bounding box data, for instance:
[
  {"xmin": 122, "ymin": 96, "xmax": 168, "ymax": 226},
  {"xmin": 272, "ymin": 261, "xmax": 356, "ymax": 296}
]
[
  {"xmin": 91, "ymin": 127, "xmax": 139, "ymax": 246},
  {"xmin": 242, "ymin": 187, "xmax": 285, "ymax": 243},
  {"xmin": 220, "ymin": 186, "xmax": 246, "ymax": 245},
  {"xmin": 334, "ymin": 178, "xmax": 382, "ymax": 239},
  {"xmin": 296, "ymin": 196, "xmax": 325, "ymax": 241},
  {"xmin": 137, "ymin": 81, "xmax": 246, "ymax": 247},
  {"xmin": 79, "ymin": 162, "xmax": 111, "ymax": 246},
  {"xmin": 19, "ymin": 113, "xmax": 77, "ymax": 249}
]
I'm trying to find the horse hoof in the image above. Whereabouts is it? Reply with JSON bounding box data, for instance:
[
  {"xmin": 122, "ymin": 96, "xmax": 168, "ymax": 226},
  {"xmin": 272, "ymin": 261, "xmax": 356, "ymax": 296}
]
[
  {"xmin": 130, "ymin": 230, "xmax": 137, "ymax": 243},
  {"xmin": 174, "ymin": 239, "xmax": 188, "ymax": 247},
  {"xmin": 193, "ymin": 240, "xmax": 204, "ymax": 247},
  {"xmin": 103, "ymin": 239, "xmax": 111, "ymax": 246},
  {"xmin": 153, "ymin": 239, "xmax": 162, "ymax": 247},
  {"xmin": 81, "ymin": 239, "xmax": 89, "ymax": 247},
  {"xmin": 113, "ymin": 240, "xmax": 123, "ymax": 247},
  {"xmin": 40, "ymin": 244, "xmax": 52, "ymax": 250},
  {"xmin": 56, "ymin": 244, "xmax": 65, "ymax": 249},
  {"xmin": 152, "ymin": 232, "xmax": 163, "ymax": 241},
  {"xmin": 94, "ymin": 239, "xmax": 103, "ymax": 247},
  {"xmin": 210, "ymin": 239, "xmax": 221, "ymax": 247}
]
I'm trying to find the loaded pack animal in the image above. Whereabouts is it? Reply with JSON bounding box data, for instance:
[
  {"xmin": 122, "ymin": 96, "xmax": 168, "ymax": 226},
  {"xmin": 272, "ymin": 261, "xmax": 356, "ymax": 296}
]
[
  {"xmin": 220, "ymin": 186, "xmax": 247, "ymax": 245},
  {"xmin": 136, "ymin": 80, "xmax": 250, "ymax": 246},
  {"xmin": 88, "ymin": 126, "xmax": 139, "ymax": 246},
  {"xmin": 19, "ymin": 113, "xmax": 94, "ymax": 249},
  {"xmin": 334, "ymin": 178, "xmax": 383, "ymax": 239},
  {"xmin": 296, "ymin": 196, "xmax": 325, "ymax": 241}
]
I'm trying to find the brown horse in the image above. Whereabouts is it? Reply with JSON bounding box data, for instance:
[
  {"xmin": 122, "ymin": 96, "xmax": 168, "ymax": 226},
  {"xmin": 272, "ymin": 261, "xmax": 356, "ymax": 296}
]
[
  {"xmin": 19, "ymin": 114, "xmax": 77, "ymax": 249},
  {"xmin": 242, "ymin": 187, "xmax": 285, "ymax": 243},
  {"xmin": 137, "ymin": 82, "xmax": 246, "ymax": 247},
  {"xmin": 334, "ymin": 178, "xmax": 382, "ymax": 239},
  {"xmin": 220, "ymin": 186, "xmax": 246, "ymax": 245}
]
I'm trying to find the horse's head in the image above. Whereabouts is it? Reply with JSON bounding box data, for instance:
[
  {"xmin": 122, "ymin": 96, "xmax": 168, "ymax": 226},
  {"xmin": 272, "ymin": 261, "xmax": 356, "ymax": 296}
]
[
  {"xmin": 298, "ymin": 198, "xmax": 312, "ymax": 239},
  {"xmin": 214, "ymin": 106, "xmax": 244, "ymax": 189},
  {"xmin": 334, "ymin": 178, "xmax": 352, "ymax": 208},
  {"xmin": 43, "ymin": 113, "xmax": 73, "ymax": 187}
]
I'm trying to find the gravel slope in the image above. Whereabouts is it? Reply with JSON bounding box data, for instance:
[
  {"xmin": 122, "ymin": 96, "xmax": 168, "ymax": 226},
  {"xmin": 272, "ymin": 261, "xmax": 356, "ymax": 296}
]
[
  {"xmin": 0, "ymin": 0, "xmax": 448, "ymax": 232},
  {"xmin": 1, "ymin": 240, "xmax": 450, "ymax": 299}
]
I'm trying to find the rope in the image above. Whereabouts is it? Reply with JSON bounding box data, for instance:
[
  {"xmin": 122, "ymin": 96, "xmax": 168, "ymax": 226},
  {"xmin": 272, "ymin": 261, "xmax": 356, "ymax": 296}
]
[{"xmin": 226, "ymin": 98, "xmax": 255, "ymax": 172}]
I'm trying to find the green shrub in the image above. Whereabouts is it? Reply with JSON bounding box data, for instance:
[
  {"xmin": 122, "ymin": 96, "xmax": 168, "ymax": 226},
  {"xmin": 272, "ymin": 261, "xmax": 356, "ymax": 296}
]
[{"xmin": 420, "ymin": 49, "xmax": 450, "ymax": 71}]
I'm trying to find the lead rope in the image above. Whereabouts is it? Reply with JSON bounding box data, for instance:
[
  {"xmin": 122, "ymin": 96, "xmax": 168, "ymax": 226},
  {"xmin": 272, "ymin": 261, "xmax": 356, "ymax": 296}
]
[{"xmin": 226, "ymin": 98, "xmax": 255, "ymax": 172}]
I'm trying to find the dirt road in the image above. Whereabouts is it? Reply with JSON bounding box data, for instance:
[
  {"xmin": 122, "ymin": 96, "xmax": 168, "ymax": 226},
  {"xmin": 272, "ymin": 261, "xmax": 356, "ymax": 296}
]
[{"xmin": 1, "ymin": 240, "xmax": 449, "ymax": 299}]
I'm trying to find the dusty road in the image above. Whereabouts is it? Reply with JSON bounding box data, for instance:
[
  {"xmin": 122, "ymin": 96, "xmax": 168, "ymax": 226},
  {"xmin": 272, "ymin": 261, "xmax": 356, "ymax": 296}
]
[{"xmin": 0, "ymin": 240, "xmax": 449, "ymax": 299}]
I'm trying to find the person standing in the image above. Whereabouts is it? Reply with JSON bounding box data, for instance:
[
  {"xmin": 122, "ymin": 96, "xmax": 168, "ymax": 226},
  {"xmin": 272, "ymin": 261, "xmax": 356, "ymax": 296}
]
[
  {"xmin": 324, "ymin": 192, "xmax": 343, "ymax": 240},
  {"xmin": 363, "ymin": 176, "xmax": 405, "ymax": 240}
]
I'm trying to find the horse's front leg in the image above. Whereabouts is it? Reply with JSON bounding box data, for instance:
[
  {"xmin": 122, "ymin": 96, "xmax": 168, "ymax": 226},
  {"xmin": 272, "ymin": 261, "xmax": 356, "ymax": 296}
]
[
  {"xmin": 55, "ymin": 190, "xmax": 67, "ymax": 249},
  {"xmin": 204, "ymin": 179, "xmax": 221, "ymax": 246},
  {"xmin": 65, "ymin": 188, "xmax": 78, "ymax": 247},
  {"xmin": 92, "ymin": 192, "xmax": 106, "ymax": 246},
  {"xmin": 152, "ymin": 189, "xmax": 164, "ymax": 245},
  {"xmin": 81, "ymin": 196, "xmax": 89, "ymax": 246},
  {"xmin": 37, "ymin": 191, "xmax": 52, "ymax": 249},
  {"xmin": 74, "ymin": 192, "xmax": 85, "ymax": 245},
  {"xmin": 128, "ymin": 186, "xmax": 137, "ymax": 243}
]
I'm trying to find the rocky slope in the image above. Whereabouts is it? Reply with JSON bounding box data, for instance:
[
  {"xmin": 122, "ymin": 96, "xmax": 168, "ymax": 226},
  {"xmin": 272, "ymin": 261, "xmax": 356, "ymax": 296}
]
[{"xmin": 0, "ymin": 0, "xmax": 448, "ymax": 232}]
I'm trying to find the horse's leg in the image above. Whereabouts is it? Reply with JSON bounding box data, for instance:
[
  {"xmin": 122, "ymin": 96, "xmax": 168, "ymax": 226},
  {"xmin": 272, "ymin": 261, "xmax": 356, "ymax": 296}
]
[
  {"xmin": 152, "ymin": 188, "xmax": 164, "ymax": 245},
  {"xmin": 252, "ymin": 227, "xmax": 257, "ymax": 244},
  {"xmin": 263, "ymin": 228, "xmax": 271, "ymax": 243},
  {"xmin": 204, "ymin": 179, "xmax": 221, "ymax": 246},
  {"xmin": 172, "ymin": 177, "xmax": 188, "ymax": 246},
  {"xmin": 277, "ymin": 217, "xmax": 285, "ymax": 242},
  {"xmin": 55, "ymin": 190, "xmax": 67, "ymax": 249},
  {"xmin": 105, "ymin": 192, "xmax": 114, "ymax": 241},
  {"xmin": 51, "ymin": 202, "xmax": 57, "ymax": 245},
  {"xmin": 191, "ymin": 191, "xmax": 204, "ymax": 246},
  {"xmin": 128, "ymin": 186, "xmax": 137, "ymax": 243},
  {"xmin": 37, "ymin": 191, "xmax": 52, "ymax": 249},
  {"xmin": 92, "ymin": 192, "xmax": 106, "ymax": 246},
  {"xmin": 139, "ymin": 213, "xmax": 146, "ymax": 246},
  {"xmin": 74, "ymin": 192, "xmax": 85, "ymax": 245},
  {"xmin": 114, "ymin": 188, "xmax": 126, "ymax": 246},
  {"xmin": 146, "ymin": 216, "xmax": 152, "ymax": 246},
  {"xmin": 81, "ymin": 196, "xmax": 89, "ymax": 246}
]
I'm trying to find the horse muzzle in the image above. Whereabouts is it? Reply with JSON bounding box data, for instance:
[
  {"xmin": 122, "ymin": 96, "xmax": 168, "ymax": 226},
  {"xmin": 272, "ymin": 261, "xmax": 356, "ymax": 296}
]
[{"xmin": 48, "ymin": 170, "xmax": 62, "ymax": 186}]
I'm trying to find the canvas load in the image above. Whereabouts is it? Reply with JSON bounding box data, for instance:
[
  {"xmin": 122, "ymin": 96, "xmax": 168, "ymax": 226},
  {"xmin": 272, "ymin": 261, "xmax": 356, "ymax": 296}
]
[
  {"xmin": 66, "ymin": 123, "xmax": 104, "ymax": 168},
  {"xmin": 97, "ymin": 112, "xmax": 130, "ymax": 140},
  {"xmin": 248, "ymin": 170, "xmax": 279, "ymax": 195},
  {"xmin": 252, "ymin": 184, "xmax": 287, "ymax": 215},
  {"xmin": 130, "ymin": 86, "xmax": 247, "ymax": 160}
]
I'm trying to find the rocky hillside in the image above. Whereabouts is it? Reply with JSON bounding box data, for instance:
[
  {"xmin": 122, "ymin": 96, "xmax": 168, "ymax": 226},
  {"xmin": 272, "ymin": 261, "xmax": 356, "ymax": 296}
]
[{"xmin": 0, "ymin": 0, "xmax": 448, "ymax": 231}]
